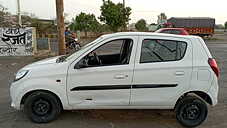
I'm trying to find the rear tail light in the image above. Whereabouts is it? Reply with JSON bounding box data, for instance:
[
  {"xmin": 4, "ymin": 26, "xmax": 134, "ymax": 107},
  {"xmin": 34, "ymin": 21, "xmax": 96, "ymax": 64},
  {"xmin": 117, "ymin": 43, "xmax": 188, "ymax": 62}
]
[{"xmin": 208, "ymin": 58, "xmax": 220, "ymax": 78}]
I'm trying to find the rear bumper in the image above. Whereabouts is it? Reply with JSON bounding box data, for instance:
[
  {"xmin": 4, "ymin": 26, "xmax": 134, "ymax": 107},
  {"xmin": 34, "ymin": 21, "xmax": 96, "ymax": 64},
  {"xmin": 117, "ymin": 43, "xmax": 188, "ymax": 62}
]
[{"xmin": 207, "ymin": 78, "xmax": 219, "ymax": 106}]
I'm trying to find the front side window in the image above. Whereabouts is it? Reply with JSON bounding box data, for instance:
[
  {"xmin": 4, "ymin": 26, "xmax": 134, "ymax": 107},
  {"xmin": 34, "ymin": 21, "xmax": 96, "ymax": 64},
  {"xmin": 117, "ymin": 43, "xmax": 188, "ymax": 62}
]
[
  {"xmin": 140, "ymin": 39, "xmax": 187, "ymax": 63},
  {"xmin": 79, "ymin": 39, "xmax": 133, "ymax": 67}
]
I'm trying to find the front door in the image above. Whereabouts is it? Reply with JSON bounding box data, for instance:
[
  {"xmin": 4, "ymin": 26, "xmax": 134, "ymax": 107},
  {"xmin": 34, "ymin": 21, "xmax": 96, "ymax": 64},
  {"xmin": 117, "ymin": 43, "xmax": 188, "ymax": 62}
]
[
  {"xmin": 131, "ymin": 36, "xmax": 193, "ymax": 107},
  {"xmin": 67, "ymin": 36, "xmax": 138, "ymax": 108}
]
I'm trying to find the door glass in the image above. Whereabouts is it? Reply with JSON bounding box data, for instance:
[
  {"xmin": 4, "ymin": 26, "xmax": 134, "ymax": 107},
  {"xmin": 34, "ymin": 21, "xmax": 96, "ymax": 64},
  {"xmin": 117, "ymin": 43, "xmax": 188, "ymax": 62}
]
[
  {"xmin": 96, "ymin": 40, "xmax": 124, "ymax": 55},
  {"xmin": 140, "ymin": 39, "xmax": 187, "ymax": 63},
  {"xmin": 80, "ymin": 39, "xmax": 133, "ymax": 67}
]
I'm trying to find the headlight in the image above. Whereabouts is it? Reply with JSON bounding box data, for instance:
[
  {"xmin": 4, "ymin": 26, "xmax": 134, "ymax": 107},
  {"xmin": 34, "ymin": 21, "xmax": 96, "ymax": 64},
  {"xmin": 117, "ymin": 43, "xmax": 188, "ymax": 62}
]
[{"xmin": 15, "ymin": 70, "xmax": 29, "ymax": 81}]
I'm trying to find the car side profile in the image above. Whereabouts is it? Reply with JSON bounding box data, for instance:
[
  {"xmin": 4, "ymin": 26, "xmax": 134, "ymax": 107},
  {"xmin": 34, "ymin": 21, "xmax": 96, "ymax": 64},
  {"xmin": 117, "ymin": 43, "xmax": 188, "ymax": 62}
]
[{"xmin": 10, "ymin": 32, "xmax": 219, "ymax": 127}]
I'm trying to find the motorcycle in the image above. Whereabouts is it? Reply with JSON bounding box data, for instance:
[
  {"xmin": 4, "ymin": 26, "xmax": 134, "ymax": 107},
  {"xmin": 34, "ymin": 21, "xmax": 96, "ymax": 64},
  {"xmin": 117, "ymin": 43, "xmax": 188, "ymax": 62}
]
[
  {"xmin": 69, "ymin": 38, "xmax": 81, "ymax": 51},
  {"xmin": 66, "ymin": 38, "xmax": 81, "ymax": 52}
]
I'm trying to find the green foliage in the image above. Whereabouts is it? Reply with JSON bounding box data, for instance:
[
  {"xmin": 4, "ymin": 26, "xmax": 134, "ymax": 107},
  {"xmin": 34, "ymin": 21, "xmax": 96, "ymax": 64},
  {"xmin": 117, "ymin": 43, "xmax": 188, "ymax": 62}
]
[
  {"xmin": 99, "ymin": 0, "xmax": 131, "ymax": 32},
  {"xmin": 71, "ymin": 12, "xmax": 98, "ymax": 32},
  {"xmin": 215, "ymin": 24, "xmax": 224, "ymax": 29},
  {"xmin": 70, "ymin": 12, "xmax": 101, "ymax": 35},
  {"xmin": 160, "ymin": 13, "xmax": 167, "ymax": 19},
  {"xmin": 0, "ymin": 4, "xmax": 13, "ymax": 27},
  {"xmin": 135, "ymin": 19, "xmax": 148, "ymax": 31},
  {"xmin": 21, "ymin": 15, "xmax": 33, "ymax": 25},
  {"xmin": 225, "ymin": 21, "xmax": 227, "ymax": 30}
]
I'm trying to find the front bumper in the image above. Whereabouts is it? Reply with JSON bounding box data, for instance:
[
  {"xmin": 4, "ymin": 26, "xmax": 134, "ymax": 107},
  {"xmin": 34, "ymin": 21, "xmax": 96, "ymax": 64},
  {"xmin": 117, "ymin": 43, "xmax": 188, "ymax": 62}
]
[{"xmin": 10, "ymin": 82, "xmax": 23, "ymax": 110}]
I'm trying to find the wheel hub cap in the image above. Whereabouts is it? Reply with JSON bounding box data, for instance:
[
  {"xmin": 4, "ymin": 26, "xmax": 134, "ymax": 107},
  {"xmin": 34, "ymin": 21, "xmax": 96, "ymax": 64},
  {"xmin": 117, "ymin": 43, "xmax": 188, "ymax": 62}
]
[
  {"xmin": 183, "ymin": 104, "xmax": 200, "ymax": 120},
  {"xmin": 33, "ymin": 99, "xmax": 50, "ymax": 116}
]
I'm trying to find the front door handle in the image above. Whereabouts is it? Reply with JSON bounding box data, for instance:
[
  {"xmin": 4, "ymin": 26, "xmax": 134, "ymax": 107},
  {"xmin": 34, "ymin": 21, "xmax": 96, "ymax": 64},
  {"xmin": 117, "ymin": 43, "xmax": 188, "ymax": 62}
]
[
  {"xmin": 175, "ymin": 71, "xmax": 185, "ymax": 76},
  {"xmin": 114, "ymin": 74, "xmax": 128, "ymax": 79}
]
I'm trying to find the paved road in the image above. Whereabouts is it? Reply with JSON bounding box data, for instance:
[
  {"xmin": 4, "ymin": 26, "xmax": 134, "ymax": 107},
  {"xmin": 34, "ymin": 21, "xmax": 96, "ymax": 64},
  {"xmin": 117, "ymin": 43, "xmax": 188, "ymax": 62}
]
[{"xmin": 0, "ymin": 39, "xmax": 227, "ymax": 128}]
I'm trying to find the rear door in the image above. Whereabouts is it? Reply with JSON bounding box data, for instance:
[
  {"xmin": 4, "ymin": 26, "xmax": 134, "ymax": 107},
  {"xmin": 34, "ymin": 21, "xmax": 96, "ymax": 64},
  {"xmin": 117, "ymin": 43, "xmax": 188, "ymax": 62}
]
[{"xmin": 131, "ymin": 36, "xmax": 193, "ymax": 107}]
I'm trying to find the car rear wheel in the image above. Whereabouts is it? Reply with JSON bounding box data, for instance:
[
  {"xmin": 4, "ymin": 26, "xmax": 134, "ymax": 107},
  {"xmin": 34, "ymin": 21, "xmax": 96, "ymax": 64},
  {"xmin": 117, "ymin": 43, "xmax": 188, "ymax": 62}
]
[
  {"xmin": 24, "ymin": 91, "xmax": 62, "ymax": 123},
  {"xmin": 175, "ymin": 96, "xmax": 208, "ymax": 127}
]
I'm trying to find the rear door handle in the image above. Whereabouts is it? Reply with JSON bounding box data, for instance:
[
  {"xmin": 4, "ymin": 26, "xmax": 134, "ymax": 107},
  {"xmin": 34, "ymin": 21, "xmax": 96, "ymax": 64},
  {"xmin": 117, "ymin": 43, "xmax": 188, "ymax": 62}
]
[
  {"xmin": 175, "ymin": 71, "xmax": 185, "ymax": 76},
  {"xmin": 114, "ymin": 74, "xmax": 128, "ymax": 79}
]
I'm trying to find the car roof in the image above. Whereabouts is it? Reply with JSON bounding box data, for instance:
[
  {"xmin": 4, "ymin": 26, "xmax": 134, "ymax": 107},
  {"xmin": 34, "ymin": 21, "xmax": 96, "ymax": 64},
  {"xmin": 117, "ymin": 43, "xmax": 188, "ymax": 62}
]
[{"xmin": 101, "ymin": 32, "xmax": 198, "ymax": 39}]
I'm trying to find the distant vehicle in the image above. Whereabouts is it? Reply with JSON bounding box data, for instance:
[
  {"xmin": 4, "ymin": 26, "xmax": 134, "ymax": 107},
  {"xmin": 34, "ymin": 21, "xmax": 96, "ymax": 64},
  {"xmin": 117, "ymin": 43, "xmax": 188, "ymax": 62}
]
[
  {"xmin": 167, "ymin": 17, "xmax": 215, "ymax": 37},
  {"xmin": 68, "ymin": 38, "xmax": 81, "ymax": 51},
  {"xmin": 155, "ymin": 28, "xmax": 189, "ymax": 35},
  {"xmin": 10, "ymin": 32, "xmax": 219, "ymax": 127}
]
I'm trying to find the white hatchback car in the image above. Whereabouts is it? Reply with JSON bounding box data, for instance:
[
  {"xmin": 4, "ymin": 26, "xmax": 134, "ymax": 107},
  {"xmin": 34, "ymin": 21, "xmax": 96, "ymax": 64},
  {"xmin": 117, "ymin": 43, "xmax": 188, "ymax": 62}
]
[{"xmin": 10, "ymin": 32, "xmax": 219, "ymax": 127}]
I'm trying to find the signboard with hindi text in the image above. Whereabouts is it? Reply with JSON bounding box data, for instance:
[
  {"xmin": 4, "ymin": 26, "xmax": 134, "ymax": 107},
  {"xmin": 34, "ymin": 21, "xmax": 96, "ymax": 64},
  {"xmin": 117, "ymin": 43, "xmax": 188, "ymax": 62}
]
[{"xmin": 0, "ymin": 27, "xmax": 35, "ymax": 56}]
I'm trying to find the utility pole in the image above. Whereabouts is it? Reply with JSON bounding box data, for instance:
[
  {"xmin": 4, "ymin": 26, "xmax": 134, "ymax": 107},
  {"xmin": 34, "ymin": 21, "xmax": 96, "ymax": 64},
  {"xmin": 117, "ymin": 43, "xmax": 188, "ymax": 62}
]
[
  {"xmin": 17, "ymin": 0, "xmax": 22, "ymax": 26},
  {"xmin": 55, "ymin": 0, "xmax": 66, "ymax": 55},
  {"xmin": 122, "ymin": 0, "xmax": 126, "ymax": 31}
]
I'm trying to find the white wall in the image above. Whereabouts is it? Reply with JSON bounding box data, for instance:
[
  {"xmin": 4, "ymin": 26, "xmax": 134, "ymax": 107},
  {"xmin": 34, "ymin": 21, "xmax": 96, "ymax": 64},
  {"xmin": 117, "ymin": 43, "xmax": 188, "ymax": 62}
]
[{"xmin": 0, "ymin": 27, "xmax": 35, "ymax": 56}]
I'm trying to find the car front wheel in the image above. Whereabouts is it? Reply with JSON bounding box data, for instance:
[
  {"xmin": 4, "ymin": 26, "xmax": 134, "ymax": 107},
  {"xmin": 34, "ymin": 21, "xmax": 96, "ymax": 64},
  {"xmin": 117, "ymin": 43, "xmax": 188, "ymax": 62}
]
[
  {"xmin": 24, "ymin": 91, "xmax": 62, "ymax": 123},
  {"xmin": 175, "ymin": 96, "xmax": 208, "ymax": 127}
]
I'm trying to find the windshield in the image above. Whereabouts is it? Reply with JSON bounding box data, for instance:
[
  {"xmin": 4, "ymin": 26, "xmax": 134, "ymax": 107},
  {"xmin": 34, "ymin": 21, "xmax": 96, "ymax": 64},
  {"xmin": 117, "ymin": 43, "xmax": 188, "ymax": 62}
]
[{"xmin": 65, "ymin": 37, "xmax": 103, "ymax": 61}]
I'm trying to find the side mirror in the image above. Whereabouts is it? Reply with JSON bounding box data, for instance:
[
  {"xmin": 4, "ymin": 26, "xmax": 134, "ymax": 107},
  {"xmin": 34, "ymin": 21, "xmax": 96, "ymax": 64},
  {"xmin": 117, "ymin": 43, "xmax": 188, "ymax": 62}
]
[{"xmin": 74, "ymin": 59, "xmax": 87, "ymax": 69}]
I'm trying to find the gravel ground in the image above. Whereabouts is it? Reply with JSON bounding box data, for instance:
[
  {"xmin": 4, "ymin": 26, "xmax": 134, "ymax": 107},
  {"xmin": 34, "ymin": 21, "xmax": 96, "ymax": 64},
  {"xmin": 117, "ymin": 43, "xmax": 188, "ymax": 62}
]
[{"xmin": 0, "ymin": 34, "xmax": 227, "ymax": 128}]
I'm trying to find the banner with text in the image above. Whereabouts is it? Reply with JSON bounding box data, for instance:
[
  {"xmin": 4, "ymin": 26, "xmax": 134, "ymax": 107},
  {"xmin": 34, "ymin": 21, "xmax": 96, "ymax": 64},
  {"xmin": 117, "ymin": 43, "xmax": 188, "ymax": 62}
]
[{"xmin": 0, "ymin": 27, "xmax": 34, "ymax": 56}]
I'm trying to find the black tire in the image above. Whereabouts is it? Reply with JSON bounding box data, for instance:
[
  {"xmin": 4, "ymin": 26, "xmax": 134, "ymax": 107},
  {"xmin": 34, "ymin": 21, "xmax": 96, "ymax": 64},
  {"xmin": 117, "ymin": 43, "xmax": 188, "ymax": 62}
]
[
  {"xmin": 175, "ymin": 96, "xmax": 208, "ymax": 128},
  {"xmin": 24, "ymin": 91, "xmax": 62, "ymax": 123}
]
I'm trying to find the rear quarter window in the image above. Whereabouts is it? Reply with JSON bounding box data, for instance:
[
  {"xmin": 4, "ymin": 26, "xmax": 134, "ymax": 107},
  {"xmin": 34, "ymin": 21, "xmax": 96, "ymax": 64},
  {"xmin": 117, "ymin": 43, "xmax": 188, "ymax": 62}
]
[{"xmin": 140, "ymin": 39, "xmax": 187, "ymax": 63}]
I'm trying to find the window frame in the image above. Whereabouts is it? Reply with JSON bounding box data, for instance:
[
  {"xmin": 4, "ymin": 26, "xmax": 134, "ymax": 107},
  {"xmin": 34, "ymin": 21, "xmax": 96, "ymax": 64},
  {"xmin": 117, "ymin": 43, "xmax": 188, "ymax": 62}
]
[
  {"xmin": 139, "ymin": 39, "xmax": 187, "ymax": 64},
  {"xmin": 78, "ymin": 38, "xmax": 134, "ymax": 68}
]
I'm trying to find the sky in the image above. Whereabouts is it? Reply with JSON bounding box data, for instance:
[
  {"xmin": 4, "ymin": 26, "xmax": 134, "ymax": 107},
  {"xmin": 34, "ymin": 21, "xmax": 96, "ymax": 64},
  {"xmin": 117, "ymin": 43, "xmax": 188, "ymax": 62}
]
[{"xmin": 0, "ymin": 0, "xmax": 226, "ymax": 24}]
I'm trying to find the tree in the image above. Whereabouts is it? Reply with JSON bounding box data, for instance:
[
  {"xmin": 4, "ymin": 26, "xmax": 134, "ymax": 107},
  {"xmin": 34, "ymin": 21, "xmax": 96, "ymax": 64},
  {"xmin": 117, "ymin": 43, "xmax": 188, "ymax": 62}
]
[
  {"xmin": 70, "ymin": 12, "xmax": 100, "ymax": 37},
  {"xmin": 0, "ymin": 4, "xmax": 14, "ymax": 27},
  {"xmin": 215, "ymin": 24, "xmax": 224, "ymax": 29},
  {"xmin": 225, "ymin": 21, "xmax": 227, "ymax": 32},
  {"xmin": 158, "ymin": 13, "xmax": 167, "ymax": 25},
  {"xmin": 99, "ymin": 0, "xmax": 131, "ymax": 32},
  {"xmin": 135, "ymin": 19, "xmax": 148, "ymax": 31},
  {"xmin": 160, "ymin": 13, "xmax": 167, "ymax": 19}
]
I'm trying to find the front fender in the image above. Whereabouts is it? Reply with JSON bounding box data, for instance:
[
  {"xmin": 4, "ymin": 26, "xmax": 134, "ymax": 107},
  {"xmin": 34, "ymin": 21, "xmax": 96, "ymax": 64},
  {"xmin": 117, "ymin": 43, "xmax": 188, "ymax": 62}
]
[{"xmin": 10, "ymin": 77, "xmax": 72, "ymax": 110}]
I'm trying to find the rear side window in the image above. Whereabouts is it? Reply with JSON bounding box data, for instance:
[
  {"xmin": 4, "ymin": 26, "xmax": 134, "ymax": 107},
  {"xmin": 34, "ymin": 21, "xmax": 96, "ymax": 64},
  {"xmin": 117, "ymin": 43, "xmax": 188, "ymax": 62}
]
[{"xmin": 140, "ymin": 39, "xmax": 187, "ymax": 63}]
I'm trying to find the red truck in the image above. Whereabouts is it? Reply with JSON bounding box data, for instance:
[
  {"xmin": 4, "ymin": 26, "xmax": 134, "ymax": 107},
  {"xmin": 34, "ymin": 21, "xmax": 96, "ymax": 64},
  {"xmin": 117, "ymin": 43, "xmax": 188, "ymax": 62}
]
[{"xmin": 167, "ymin": 17, "xmax": 215, "ymax": 37}]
